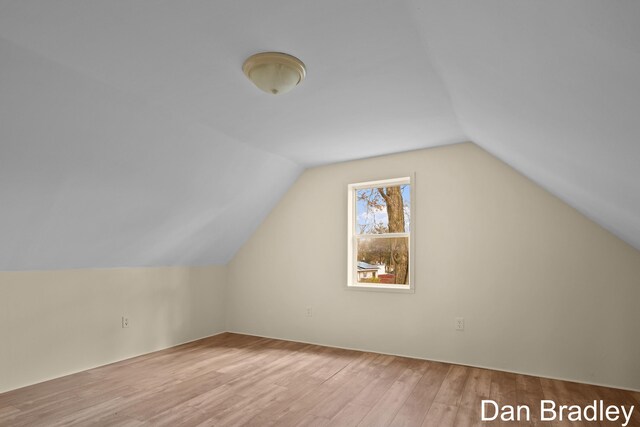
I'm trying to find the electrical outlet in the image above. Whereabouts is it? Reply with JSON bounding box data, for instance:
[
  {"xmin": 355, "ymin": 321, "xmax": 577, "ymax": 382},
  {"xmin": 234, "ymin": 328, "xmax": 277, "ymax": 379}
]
[
  {"xmin": 305, "ymin": 307, "xmax": 313, "ymax": 317},
  {"xmin": 455, "ymin": 317, "xmax": 464, "ymax": 331},
  {"xmin": 122, "ymin": 316, "xmax": 130, "ymax": 328}
]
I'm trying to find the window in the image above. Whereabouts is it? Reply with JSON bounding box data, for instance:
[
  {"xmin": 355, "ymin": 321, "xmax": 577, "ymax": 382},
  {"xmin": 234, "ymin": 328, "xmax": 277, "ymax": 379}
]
[{"xmin": 347, "ymin": 177, "xmax": 413, "ymax": 291}]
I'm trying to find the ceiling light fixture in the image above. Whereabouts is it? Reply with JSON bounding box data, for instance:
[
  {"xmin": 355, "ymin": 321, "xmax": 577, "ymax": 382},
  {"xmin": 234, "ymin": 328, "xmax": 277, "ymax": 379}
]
[{"xmin": 242, "ymin": 52, "xmax": 306, "ymax": 95}]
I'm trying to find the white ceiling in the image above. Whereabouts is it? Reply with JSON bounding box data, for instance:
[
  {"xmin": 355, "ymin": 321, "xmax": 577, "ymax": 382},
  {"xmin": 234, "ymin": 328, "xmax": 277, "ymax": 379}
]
[
  {"xmin": 409, "ymin": 0, "xmax": 640, "ymax": 251},
  {"xmin": 0, "ymin": 1, "xmax": 638, "ymax": 270}
]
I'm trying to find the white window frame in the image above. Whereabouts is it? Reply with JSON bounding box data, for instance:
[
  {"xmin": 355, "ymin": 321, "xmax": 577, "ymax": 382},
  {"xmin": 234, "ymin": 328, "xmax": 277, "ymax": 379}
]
[{"xmin": 347, "ymin": 176, "xmax": 415, "ymax": 293}]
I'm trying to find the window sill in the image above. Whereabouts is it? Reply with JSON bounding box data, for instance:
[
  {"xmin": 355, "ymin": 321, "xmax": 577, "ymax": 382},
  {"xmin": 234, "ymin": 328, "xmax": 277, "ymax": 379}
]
[{"xmin": 346, "ymin": 283, "xmax": 415, "ymax": 293}]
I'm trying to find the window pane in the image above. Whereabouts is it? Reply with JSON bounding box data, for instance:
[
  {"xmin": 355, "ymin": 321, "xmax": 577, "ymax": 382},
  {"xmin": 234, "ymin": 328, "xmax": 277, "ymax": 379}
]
[
  {"xmin": 356, "ymin": 185, "xmax": 410, "ymax": 234},
  {"xmin": 356, "ymin": 237, "xmax": 409, "ymax": 285}
]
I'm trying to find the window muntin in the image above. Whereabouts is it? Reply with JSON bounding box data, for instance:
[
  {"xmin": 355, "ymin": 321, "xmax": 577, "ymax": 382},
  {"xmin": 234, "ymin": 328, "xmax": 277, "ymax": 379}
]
[{"xmin": 348, "ymin": 177, "xmax": 412, "ymax": 290}]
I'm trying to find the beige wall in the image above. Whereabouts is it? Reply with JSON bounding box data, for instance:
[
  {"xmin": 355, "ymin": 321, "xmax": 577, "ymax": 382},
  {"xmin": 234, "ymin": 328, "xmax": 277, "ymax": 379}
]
[
  {"xmin": 0, "ymin": 265, "xmax": 226, "ymax": 393},
  {"xmin": 227, "ymin": 143, "xmax": 640, "ymax": 391},
  {"xmin": 3, "ymin": 143, "xmax": 639, "ymax": 394}
]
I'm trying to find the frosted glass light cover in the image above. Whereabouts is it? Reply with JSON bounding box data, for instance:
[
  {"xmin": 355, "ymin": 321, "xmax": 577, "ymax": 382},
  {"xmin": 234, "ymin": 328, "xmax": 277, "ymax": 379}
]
[
  {"xmin": 243, "ymin": 52, "xmax": 306, "ymax": 95},
  {"xmin": 249, "ymin": 63, "xmax": 300, "ymax": 94}
]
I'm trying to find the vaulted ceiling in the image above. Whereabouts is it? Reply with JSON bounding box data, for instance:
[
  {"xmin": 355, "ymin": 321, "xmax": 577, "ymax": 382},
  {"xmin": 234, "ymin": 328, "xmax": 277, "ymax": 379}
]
[{"xmin": 0, "ymin": 1, "xmax": 638, "ymax": 270}]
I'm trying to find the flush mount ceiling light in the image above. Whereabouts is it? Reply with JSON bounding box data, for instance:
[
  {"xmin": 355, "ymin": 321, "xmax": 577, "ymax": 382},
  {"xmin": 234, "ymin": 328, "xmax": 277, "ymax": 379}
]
[{"xmin": 242, "ymin": 52, "xmax": 306, "ymax": 95}]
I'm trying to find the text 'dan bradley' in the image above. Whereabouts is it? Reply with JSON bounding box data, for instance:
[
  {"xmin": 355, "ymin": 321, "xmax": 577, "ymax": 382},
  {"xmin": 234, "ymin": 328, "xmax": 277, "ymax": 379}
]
[{"xmin": 481, "ymin": 399, "xmax": 634, "ymax": 426}]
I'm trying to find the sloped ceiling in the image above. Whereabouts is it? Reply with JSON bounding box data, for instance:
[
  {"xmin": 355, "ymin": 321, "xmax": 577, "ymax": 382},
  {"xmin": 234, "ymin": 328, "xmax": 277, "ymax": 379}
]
[
  {"xmin": 0, "ymin": 1, "xmax": 638, "ymax": 270},
  {"xmin": 409, "ymin": 0, "xmax": 640, "ymax": 252}
]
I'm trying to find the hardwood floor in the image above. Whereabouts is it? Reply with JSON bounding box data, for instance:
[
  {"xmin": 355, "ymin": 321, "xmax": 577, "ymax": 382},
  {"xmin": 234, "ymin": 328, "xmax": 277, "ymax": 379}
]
[{"xmin": 1, "ymin": 333, "xmax": 638, "ymax": 426}]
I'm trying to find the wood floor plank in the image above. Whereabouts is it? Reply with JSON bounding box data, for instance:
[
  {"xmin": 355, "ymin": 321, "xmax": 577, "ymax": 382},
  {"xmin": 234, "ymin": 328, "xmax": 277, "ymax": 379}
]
[
  {"xmin": 0, "ymin": 405, "xmax": 21, "ymax": 425},
  {"xmin": 204, "ymin": 383, "xmax": 289, "ymax": 427},
  {"xmin": 237, "ymin": 354, "xmax": 364, "ymax": 426},
  {"xmin": 421, "ymin": 402, "xmax": 458, "ymax": 427},
  {"xmin": 453, "ymin": 367, "xmax": 493, "ymax": 427},
  {"xmin": 586, "ymin": 383, "xmax": 640, "ymax": 427},
  {"xmin": 240, "ymin": 352, "xmax": 370, "ymax": 427},
  {"xmin": 390, "ymin": 361, "xmax": 451, "ymax": 427},
  {"xmin": 1, "ymin": 333, "xmax": 638, "ymax": 427},
  {"xmin": 540, "ymin": 378, "xmax": 590, "ymax": 427},
  {"xmin": 433, "ymin": 364, "xmax": 471, "ymax": 407},
  {"xmin": 329, "ymin": 402, "xmax": 371, "ymax": 426},
  {"xmin": 514, "ymin": 374, "xmax": 545, "ymax": 427},
  {"xmin": 266, "ymin": 353, "xmax": 380, "ymax": 426},
  {"xmin": 296, "ymin": 413, "xmax": 331, "ymax": 427},
  {"xmin": 349, "ymin": 356, "xmax": 410, "ymax": 407},
  {"xmin": 307, "ymin": 353, "xmax": 382, "ymax": 420},
  {"xmin": 489, "ymin": 371, "xmax": 520, "ymax": 427},
  {"xmin": 356, "ymin": 360, "xmax": 427, "ymax": 426}
]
